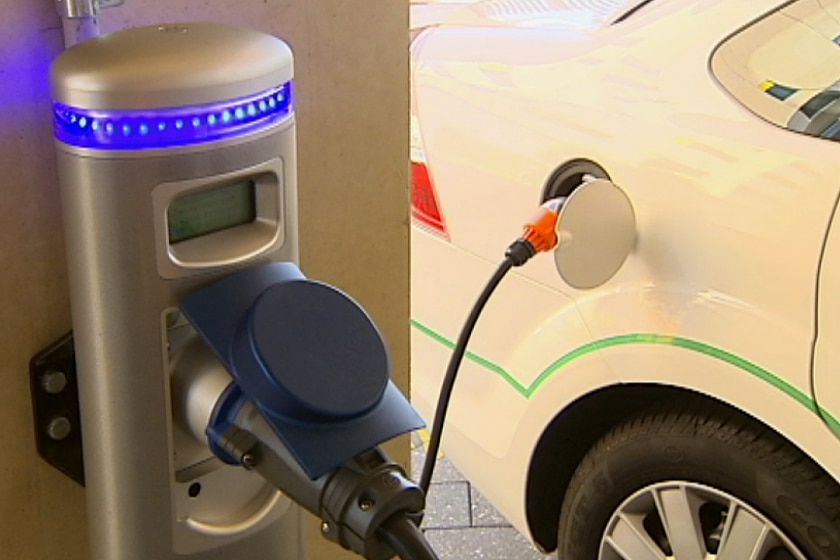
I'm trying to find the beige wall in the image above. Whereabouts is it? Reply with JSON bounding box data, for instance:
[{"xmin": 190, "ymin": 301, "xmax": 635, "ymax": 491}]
[{"xmin": 0, "ymin": 2, "xmax": 409, "ymax": 559}]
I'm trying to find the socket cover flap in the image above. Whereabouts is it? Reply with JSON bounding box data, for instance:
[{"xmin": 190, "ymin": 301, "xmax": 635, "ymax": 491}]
[{"xmin": 181, "ymin": 262, "xmax": 424, "ymax": 479}]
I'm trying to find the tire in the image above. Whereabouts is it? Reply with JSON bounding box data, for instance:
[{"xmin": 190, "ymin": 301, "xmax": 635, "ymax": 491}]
[{"xmin": 557, "ymin": 399, "xmax": 840, "ymax": 559}]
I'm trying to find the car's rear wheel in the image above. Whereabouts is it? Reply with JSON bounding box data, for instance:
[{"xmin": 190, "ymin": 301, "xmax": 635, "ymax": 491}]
[{"xmin": 556, "ymin": 400, "xmax": 840, "ymax": 559}]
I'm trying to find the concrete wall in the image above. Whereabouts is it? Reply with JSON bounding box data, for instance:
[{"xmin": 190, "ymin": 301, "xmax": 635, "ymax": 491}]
[{"xmin": 0, "ymin": 2, "xmax": 409, "ymax": 559}]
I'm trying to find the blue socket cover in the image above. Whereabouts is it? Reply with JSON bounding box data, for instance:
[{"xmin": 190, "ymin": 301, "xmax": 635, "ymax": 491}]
[{"xmin": 181, "ymin": 262, "xmax": 424, "ymax": 479}]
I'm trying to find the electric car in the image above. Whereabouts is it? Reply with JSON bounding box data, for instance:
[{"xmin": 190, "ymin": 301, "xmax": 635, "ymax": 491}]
[{"xmin": 410, "ymin": 0, "xmax": 840, "ymax": 558}]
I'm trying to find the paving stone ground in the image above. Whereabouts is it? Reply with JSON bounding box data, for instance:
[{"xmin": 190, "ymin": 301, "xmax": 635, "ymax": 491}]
[{"xmin": 410, "ymin": 434, "xmax": 550, "ymax": 560}]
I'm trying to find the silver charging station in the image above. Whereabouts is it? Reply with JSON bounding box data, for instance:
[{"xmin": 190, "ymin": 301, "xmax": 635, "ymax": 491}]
[{"xmin": 51, "ymin": 22, "xmax": 302, "ymax": 560}]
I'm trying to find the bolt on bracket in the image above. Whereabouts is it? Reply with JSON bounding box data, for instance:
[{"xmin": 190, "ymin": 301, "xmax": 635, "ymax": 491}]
[{"xmin": 29, "ymin": 332, "xmax": 85, "ymax": 486}]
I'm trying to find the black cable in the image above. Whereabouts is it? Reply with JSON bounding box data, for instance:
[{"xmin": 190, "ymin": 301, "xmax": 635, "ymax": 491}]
[
  {"xmin": 418, "ymin": 256, "xmax": 516, "ymax": 494},
  {"xmin": 378, "ymin": 515, "xmax": 440, "ymax": 560}
]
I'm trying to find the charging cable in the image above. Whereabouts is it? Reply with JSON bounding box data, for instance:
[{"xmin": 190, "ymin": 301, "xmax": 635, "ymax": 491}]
[{"xmin": 418, "ymin": 198, "xmax": 565, "ymax": 494}]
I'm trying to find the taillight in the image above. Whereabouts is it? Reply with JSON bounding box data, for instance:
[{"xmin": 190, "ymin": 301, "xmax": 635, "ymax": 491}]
[
  {"xmin": 410, "ymin": 115, "xmax": 448, "ymax": 238},
  {"xmin": 411, "ymin": 161, "xmax": 448, "ymax": 236}
]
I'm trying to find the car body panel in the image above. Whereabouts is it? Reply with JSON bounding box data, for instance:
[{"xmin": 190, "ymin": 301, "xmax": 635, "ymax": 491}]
[
  {"xmin": 412, "ymin": 0, "xmax": 652, "ymax": 31},
  {"xmin": 410, "ymin": 0, "xmax": 840, "ymax": 547}
]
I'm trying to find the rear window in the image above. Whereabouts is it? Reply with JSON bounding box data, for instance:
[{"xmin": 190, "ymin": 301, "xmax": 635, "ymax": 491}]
[{"xmin": 711, "ymin": 0, "xmax": 840, "ymax": 142}]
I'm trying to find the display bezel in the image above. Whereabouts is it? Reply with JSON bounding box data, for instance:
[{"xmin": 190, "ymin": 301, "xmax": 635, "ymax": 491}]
[{"xmin": 151, "ymin": 159, "xmax": 285, "ymax": 279}]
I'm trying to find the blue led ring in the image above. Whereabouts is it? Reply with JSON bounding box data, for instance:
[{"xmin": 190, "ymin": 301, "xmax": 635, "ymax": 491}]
[{"xmin": 53, "ymin": 81, "xmax": 293, "ymax": 150}]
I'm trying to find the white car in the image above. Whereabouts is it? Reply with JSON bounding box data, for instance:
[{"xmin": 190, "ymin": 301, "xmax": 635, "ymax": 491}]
[{"xmin": 410, "ymin": 0, "xmax": 840, "ymax": 558}]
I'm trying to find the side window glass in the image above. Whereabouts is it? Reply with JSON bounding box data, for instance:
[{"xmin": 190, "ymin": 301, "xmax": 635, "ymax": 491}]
[{"xmin": 711, "ymin": 0, "xmax": 840, "ymax": 142}]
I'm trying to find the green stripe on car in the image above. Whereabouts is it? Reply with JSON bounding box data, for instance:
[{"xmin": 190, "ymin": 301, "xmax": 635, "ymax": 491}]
[{"xmin": 410, "ymin": 319, "xmax": 840, "ymax": 434}]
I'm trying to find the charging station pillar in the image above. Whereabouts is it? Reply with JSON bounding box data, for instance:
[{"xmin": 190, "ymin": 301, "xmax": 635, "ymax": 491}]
[{"xmin": 50, "ymin": 23, "xmax": 302, "ymax": 560}]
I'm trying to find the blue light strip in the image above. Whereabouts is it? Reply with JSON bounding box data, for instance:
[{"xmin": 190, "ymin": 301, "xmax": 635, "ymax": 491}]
[{"xmin": 53, "ymin": 81, "xmax": 293, "ymax": 150}]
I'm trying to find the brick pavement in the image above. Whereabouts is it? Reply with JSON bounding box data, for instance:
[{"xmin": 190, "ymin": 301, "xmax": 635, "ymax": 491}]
[{"xmin": 410, "ymin": 434, "xmax": 549, "ymax": 560}]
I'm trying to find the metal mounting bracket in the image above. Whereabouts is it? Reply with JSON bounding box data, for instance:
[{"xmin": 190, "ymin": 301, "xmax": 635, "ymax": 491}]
[
  {"xmin": 29, "ymin": 332, "xmax": 85, "ymax": 486},
  {"xmin": 54, "ymin": 0, "xmax": 123, "ymax": 18}
]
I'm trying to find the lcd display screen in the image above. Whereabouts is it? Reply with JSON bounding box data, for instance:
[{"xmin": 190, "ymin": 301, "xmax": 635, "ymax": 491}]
[{"xmin": 168, "ymin": 180, "xmax": 257, "ymax": 244}]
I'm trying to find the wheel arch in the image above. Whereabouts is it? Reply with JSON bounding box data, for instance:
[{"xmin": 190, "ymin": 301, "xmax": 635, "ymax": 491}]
[{"xmin": 524, "ymin": 383, "xmax": 782, "ymax": 552}]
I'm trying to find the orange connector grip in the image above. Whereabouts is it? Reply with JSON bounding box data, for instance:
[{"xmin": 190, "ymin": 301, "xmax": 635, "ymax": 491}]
[{"xmin": 522, "ymin": 199, "xmax": 563, "ymax": 253}]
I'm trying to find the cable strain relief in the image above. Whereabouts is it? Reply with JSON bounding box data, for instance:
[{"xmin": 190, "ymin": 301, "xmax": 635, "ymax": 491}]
[{"xmin": 505, "ymin": 238, "xmax": 536, "ymax": 267}]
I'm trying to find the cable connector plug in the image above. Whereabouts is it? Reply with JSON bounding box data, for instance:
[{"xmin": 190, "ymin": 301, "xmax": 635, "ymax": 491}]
[
  {"xmin": 505, "ymin": 197, "xmax": 565, "ymax": 267},
  {"xmin": 505, "ymin": 238, "xmax": 536, "ymax": 266}
]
